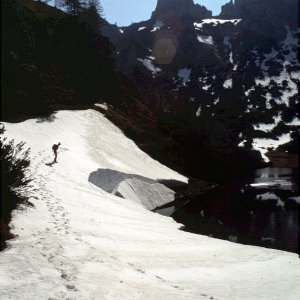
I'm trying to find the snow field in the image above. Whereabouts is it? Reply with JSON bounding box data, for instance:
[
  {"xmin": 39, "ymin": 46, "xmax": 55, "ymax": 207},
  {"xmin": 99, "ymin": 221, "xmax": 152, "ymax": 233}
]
[{"xmin": 1, "ymin": 109, "xmax": 300, "ymax": 300}]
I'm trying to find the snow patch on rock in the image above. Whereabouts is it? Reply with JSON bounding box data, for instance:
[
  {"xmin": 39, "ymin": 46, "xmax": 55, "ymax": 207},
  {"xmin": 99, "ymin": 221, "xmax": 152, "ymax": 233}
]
[
  {"xmin": 197, "ymin": 35, "xmax": 214, "ymax": 45},
  {"xmin": 151, "ymin": 20, "xmax": 164, "ymax": 32},
  {"xmin": 253, "ymin": 115, "xmax": 282, "ymax": 133},
  {"xmin": 196, "ymin": 105, "xmax": 202, "ymax": 117},
  {"xmin": 252, "ymin": 133, "xmax": 292, "ymax": 162},
  {"xmin": 94, "ymin": 103, "xmax": 108, "ymax": 110},
  {"xmin": 256, "ymin": 193, "xmax": 285, "ymax": 207},
  {"xmin": 137, "ymin": 58, "xmax": 162, "ymax": 74},
  {"xmin": 223, "ymin": 78, "xmax": 233, "ymax": 89},
  {"xmin": 285, "ymin": 117, "xmax": 300, "ymax": 126},
  {"xmin": 194, "ymin": 19, "xmax": 241, "ymax": 30}
]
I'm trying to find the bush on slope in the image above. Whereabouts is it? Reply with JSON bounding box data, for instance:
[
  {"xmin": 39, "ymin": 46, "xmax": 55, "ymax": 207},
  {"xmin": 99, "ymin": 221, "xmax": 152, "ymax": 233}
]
[{"xmin": 0, "ymin": 125, "xmax": 33, "ymax": 250}]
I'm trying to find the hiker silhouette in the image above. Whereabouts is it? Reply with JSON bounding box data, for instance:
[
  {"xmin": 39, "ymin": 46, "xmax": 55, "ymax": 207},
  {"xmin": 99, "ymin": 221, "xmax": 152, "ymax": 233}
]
[{"xmin": 52, "ymin": 142, "xmax": 61, "ymax": 163}]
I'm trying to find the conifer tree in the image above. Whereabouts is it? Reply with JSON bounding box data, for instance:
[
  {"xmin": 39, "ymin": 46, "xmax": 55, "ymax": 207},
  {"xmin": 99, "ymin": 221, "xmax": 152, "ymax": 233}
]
[
  {"xmin": 80, "ymin": 0, "xmax": 105, "ymax": 32},
  {"xmin": 0, "ymin": 125, "xmax": 32, "ymax": 249},
  {"xmin": 89, "ymin": 0, "xmax": 104, "ymax": 18},
  {"xmin": 61, "ymin": 0, "xmax": 84, "ymax": 16}
]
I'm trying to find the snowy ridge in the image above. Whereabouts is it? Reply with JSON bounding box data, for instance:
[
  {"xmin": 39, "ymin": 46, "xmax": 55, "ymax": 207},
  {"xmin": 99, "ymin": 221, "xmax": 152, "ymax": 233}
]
[
  {"xmin": 194, "ymin": 19, "xmax": 241, "ymax": 30},
  {"xmin": 1, "ymin": 109, "xmax": 300, "ymax": 299}
]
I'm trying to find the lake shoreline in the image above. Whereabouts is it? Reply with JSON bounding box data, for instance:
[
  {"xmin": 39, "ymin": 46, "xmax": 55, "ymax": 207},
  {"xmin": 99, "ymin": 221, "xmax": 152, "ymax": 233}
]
[{"xmin": 157, "ymin": 167, "xmax": 299, "ymax": 254}]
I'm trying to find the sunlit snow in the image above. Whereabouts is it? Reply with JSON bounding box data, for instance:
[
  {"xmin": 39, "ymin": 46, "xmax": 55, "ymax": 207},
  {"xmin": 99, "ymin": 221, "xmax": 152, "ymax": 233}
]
[
  {"xmin": 238, "ymin": 140, "xmax": 247, "ymax": 147},
  {"xmin": 223, "ymin": 78, "xmax": 233, "ymax": 89},
  {"xmin": 245, "ymin": 86, "xmax": 255, "ymax": 97},
  {"xmin": 229, "ymin": 52, "xmax": 234, "ymax": 64},
  {"xmin": 252, "ymin": 133, "xmax": 292, "ymax": 162},
  {"xmin": 137, "ymin": 58, "xmax": 162, "ymax": 74},
  {"xmin": 253, "ymin": 115, "xmax": 282, "ymax": 132},
  {"xmin": 1, "ymin": 110, "xmax": 299, "ymax": 299},
  {"xmin": 214, "ymin": 98, "xmax": 220, "ymax": 105},
  {"xmin": 202, "ymin": 84, "xmax": 211, "ymax": 91},
  {"xmin": 285, "ymin": 117, "xmax": 300, "ymax": 126},
  {"xmin": 194, "ymin": 19, "xmax": 241, "ymax": 30},
  {"xmin": 94, "ymin": 103, "xmax": 108, "ymax": 110}
]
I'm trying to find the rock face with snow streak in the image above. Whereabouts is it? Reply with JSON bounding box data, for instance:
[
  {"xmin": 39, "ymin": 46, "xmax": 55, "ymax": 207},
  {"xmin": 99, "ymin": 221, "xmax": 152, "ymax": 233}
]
[{"xmin": 234, "ymin": 0, "xmax": 298, "ymax": 31}]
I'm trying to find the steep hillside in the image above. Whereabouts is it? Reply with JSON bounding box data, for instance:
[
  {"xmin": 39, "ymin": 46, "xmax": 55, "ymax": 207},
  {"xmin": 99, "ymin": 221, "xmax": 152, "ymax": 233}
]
[{"xmin": 2, "ymin": 0, "xmax": 115, "ymax": 118}]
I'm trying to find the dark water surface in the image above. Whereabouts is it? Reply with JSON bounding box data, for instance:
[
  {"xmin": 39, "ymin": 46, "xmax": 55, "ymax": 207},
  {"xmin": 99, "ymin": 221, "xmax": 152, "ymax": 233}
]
[{"xmin": 157, "ymin": 168, "xmax": 300, "ymax": 254}]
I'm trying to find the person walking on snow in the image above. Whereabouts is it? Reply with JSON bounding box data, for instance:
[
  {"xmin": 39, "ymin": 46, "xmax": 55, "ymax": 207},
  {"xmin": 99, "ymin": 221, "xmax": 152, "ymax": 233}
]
[{"xmin": 52, "ymin": 142, "xmax": 61, "ymax": 163}]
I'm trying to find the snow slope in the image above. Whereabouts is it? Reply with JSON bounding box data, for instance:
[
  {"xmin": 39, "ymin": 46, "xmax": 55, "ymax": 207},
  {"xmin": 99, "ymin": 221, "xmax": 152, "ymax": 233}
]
[{"xmin": 1, "ymin": 109, "xmax": 300, "ymax": 300}]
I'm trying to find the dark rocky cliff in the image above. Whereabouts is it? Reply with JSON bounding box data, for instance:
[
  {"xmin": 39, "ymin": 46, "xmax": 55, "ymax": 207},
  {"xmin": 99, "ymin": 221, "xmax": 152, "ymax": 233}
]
[
  {"xmin": 102, "ymin": 0, "xmax": 299, "ymax": 171},
  {"xmin": 151, "ymin": 0, "xmax": 211, "ymax": 20}
]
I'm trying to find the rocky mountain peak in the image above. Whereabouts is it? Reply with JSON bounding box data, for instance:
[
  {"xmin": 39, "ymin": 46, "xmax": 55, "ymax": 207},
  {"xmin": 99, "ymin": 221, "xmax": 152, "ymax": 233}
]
[
  {"xmin": 221, "ymin": 0, "xmax": 298, "ymax": 27},
  {"xmin": 219, "ymin": 0, "xmax": 298, "ymax": 39},
  {"xmin": 151, "ymin": 0, "xmax": 211, "ymax": 20},
  {"xmin": 102, "ymin": 0, "xmax": 299, "ymax": 170},
  {"xmin": 219, "ymin": 0, "xmax": 240, "ymax": 19}
]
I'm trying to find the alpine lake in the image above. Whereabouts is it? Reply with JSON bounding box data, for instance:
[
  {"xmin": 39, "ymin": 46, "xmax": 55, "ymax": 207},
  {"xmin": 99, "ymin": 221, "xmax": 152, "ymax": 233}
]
[{"xmin": 156, "ymin": 167, "xmax": 299, "ymax": 254}]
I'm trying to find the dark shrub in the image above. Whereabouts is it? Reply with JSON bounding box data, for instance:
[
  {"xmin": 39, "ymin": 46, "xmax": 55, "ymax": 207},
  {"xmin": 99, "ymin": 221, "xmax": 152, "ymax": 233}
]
[{"xmin": 0, "ymin": 125, "xmax": 32, "ymax": 250}]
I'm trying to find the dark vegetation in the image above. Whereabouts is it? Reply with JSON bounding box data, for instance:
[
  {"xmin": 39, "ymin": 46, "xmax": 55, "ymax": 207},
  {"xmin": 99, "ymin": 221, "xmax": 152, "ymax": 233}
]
[
  {"xmin": 0, "ymin": 125, "xmax": 33, "ymax": 250},
  {"xmin": 1, "ymin": 0, "xmax": 118, "ymax": 120}
]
